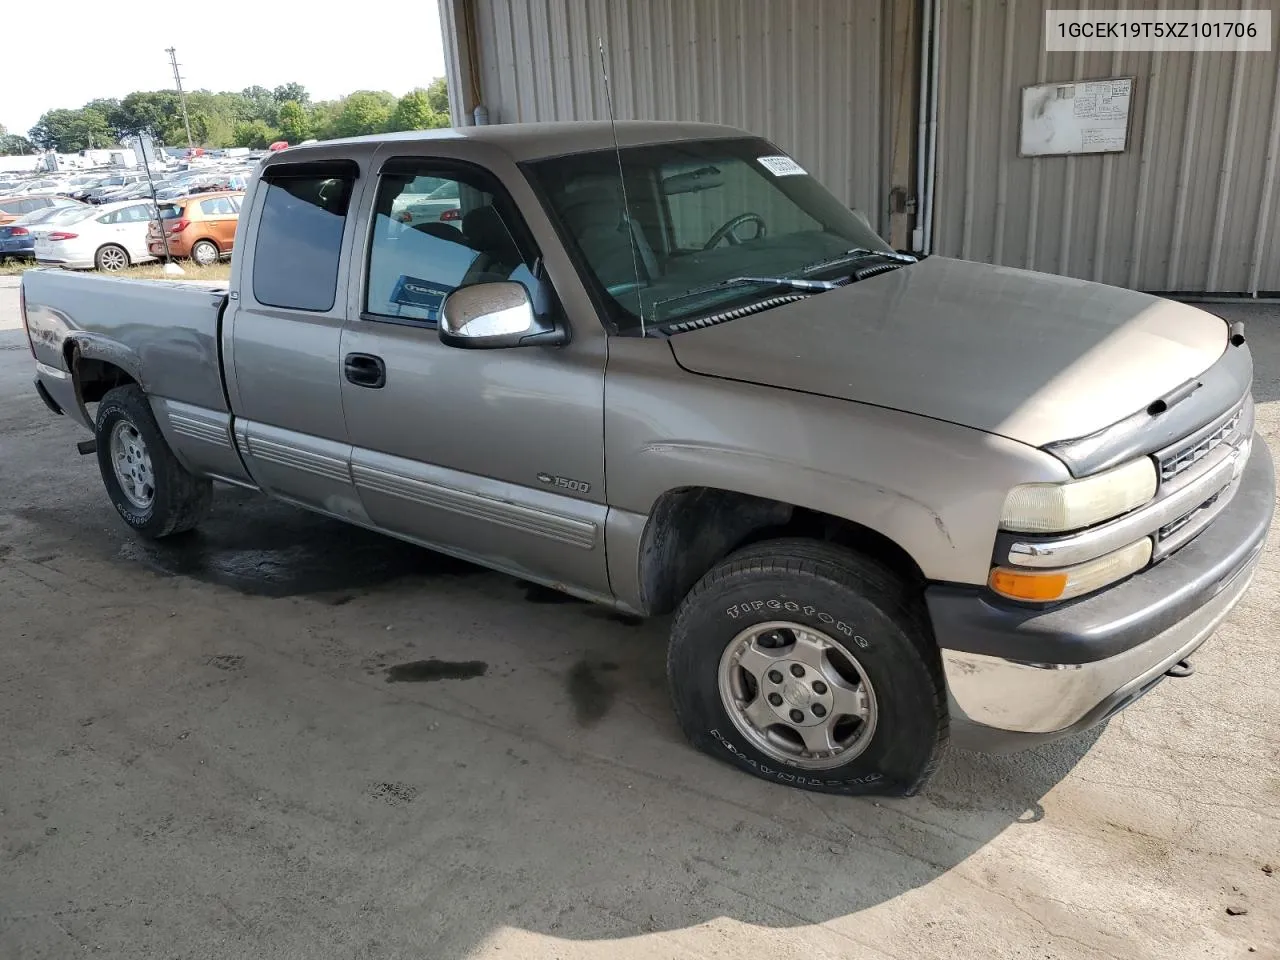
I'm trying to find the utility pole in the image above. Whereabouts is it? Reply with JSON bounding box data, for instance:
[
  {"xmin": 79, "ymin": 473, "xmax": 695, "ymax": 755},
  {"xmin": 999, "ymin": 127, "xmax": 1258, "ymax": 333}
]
[{"xmin": 165, "ymin": 46, "xmax": 195, "ymax": 150}]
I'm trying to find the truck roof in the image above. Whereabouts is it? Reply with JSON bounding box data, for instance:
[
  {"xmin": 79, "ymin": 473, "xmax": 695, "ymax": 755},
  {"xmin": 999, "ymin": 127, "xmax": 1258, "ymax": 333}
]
[{"xmin": 267, "ymin": 120, "xmax": 751, "ymax": 164}]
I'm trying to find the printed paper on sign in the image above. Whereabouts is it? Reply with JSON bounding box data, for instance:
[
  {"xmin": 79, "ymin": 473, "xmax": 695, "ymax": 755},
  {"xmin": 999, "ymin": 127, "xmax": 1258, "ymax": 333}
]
[
  {"xmin": 390, "ymin": 275, "xmax": 452, "ymax": 321},
  {"xmin": 757, "ymin": 155, "xmax": 807, "ymax": 177}
]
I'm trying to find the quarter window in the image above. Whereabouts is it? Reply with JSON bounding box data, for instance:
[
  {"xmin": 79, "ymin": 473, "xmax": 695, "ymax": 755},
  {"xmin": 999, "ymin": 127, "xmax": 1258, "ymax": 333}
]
[
  {"xmin": 200, "ymin": 196, "xmax": 236, "ymax": 216},
  {"xmin": 364, "ymin": 168, "xmax": 529, "ymax": 324},
  {"xmin": 252, "ymin": 172, "xmax": 353, "ymax": 312}
]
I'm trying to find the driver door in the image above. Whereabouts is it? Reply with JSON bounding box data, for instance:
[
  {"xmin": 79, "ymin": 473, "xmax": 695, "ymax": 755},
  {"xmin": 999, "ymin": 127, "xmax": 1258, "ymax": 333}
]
[{"xmin": 339, "ymin": 157, "xmax": 611, "ymax": 598}]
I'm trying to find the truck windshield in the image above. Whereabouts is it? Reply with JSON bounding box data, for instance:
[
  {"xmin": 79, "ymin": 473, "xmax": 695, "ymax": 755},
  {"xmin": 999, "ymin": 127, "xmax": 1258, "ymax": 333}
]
[{"xmin": 525, "ymin": 136, "xmax": 897, "ymax": 333}]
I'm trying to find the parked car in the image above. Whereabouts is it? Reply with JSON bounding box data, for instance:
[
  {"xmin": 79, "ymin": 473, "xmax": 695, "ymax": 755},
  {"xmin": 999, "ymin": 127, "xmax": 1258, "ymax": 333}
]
[
  {"xmin": 0, "ymin": 194, "xmax": 79, "ymax": 225},
  {"xmin": 32, "ymin": 198, "xmax": 158, "ymax": 271},
  {"xmin": 8, "ymin": 177, "xmax": 65, "ymax": 196},
  {"xmin": 104, "ymin": 180, "xmax": 161, "ymax": 202},
  {"xmin": 0, "ymin": 203, "xmax": 89, "ymax": 261},
  {"xmin": 85, "ymin": 173, "xmax": 148, "ymax": 204},
  {"xmin": 391, "ymin": 176, "xmax": 460, "ymax": 224},
  {"xmin": 68, "ymin": 178, "xmax": 110, "ymax": 202},
  {"xmin": 19, "ymin": 122, "xmax": 1272, "ymax": 796},
  {"xmin": 147, "ymin": 190, "xmax": 243, "ymax": 265}
]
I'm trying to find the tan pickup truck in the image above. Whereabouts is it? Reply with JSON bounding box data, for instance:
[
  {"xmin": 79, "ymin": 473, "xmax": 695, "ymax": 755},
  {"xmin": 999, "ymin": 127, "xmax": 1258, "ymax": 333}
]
[{"xmin": 21, "ymin": 121, "xmax": 1272, "ymax": 795}]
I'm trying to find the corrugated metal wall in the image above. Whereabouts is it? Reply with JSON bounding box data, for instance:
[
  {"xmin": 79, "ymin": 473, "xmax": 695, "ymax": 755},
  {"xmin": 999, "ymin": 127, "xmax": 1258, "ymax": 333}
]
[
  {"xmin": 932, "ymin": 0, "xmax": 1280, "ymax": 294},
  {"xmin": 466, "ymin": 0, "xmax": 902, "ymax": 233}
]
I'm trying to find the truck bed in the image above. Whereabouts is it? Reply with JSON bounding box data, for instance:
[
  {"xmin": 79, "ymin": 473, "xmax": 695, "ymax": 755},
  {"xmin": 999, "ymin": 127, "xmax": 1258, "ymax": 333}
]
[{"xmin": 22, "ymin": 269, "xmax": 230, "ymax": 426}]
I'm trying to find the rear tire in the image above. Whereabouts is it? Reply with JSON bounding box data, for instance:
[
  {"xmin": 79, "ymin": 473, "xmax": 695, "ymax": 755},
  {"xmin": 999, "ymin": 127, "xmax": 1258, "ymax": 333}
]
[
  {"xmin": 667, "ymin": 538, "xmax": 948, "ymax": 796},
  {"xmin": 190, "ymin": 239, "xmax": 219, "ymax": 266},
  {"xmin": 94, "ymin": 384, "xmax": 213, "ymax": 538},
  {"xmin": 95, "ymin": 244, "xmax": 129, "ymax": 272}
]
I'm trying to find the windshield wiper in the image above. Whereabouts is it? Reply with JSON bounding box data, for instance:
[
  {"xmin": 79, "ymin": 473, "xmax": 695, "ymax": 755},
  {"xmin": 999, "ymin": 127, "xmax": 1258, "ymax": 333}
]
[
  {"xmin": 652, "ymin": 275, "xmax": 836, "ymax": 317},
  {"xmin": 801, "ymin": 247, "xmax": 917, "ymax": 275}
]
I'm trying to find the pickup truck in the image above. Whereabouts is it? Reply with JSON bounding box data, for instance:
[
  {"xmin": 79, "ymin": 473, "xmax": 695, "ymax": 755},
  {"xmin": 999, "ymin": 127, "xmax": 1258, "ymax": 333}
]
[{"xmin": 21, "ymin": 121, "xmax": 1273, "ymax": 796}]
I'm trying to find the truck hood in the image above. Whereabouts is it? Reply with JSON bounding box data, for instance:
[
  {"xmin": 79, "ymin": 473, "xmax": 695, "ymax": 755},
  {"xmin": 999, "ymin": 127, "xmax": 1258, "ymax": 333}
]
[{"xmin": 667, "ymin": 256, "xmax": 1228, "ymax": 447}]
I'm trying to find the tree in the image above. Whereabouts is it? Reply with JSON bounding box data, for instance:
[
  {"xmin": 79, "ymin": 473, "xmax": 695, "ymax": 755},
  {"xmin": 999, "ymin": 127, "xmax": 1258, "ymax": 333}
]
[
  {"xmin": 273, "ymin": 83, "xmax": 310, "ymax": 106},
  {"xmin": 276, "ymin": 101, "xmax": 312, "ymax": 143},
  {"xmin": 28, "ymin": 107, "xmax": 113, "ymax": 152},
  {"xmin": 241, "ymin": 85, "xmax": 279, "ymax": 126},
  {"xmin": 232, "ymin": 119, "xmax": 280, "ymax": 149},
  {"xmin": 116, "ymin": 91, "xmax": 182, "ymax": 139},
  {"xmin": 426, "ymin": 77, "xmax": 449, "ymax": 115},
  {"xmin": 332, "ymin": 90, "xmax": 395, "ymax": 138},
  {"xmin": 83, "ymin": 98, "xmax": 124, "ymax": 139},
  {"xmin": 386, "ymin": 89, "xmax": 448, "ymax": 132},
  {"xmin": 308, "ymin": 99, "xmax": 344, "ymax": 141},
  {"xmin": 0, "ymin": 133, "xmax": 35, "ymax": 155}
]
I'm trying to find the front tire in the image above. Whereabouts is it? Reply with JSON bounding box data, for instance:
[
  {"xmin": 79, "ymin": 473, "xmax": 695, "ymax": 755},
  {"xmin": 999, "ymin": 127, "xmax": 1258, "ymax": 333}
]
[
  {"xmin": 668, "ymin": 539, "xmax": 948, "ymax": 796},
  {"xmin": 95, "ymin": 385, "xmax": 213, "ymax": 538},
  {"xmin": 95, "ymin": 244, "xmax": 129, "ymax": 272}
]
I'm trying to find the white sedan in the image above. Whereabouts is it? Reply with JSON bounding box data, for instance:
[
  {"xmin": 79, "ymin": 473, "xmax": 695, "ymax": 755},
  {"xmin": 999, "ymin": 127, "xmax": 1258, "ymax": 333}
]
[{"xmin": 33, "ymin": 200, "xmax": 160, "ymax": 272}]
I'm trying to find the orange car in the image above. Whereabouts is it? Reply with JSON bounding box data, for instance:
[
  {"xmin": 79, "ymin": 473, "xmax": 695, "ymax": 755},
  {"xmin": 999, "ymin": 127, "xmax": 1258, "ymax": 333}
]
[{"xmin": 147, "ymin": 191, "xmax": 244, "ymax": 265}]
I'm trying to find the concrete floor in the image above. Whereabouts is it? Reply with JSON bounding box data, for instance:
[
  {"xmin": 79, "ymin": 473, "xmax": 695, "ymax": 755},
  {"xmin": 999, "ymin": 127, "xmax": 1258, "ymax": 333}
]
[{"xmin": 0, "ymin": 279, "xmax": 1277, "ymax": 959}]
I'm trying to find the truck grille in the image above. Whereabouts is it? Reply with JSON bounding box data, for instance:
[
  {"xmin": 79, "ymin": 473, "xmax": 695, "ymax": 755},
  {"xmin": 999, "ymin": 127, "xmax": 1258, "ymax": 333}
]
[
  {"xmin": 1158, "ymin": 403, "xmax": 1243, "ymax": 483},
  {"xmin": 1159, "ymin": 488, "xmax": 1225, "ymax": 541}
]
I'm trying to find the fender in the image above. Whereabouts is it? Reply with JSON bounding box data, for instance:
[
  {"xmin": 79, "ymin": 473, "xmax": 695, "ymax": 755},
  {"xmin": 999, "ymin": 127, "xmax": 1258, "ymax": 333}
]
[{"xmin": 605, "ymin": 444, "xmax": 953, "ymax": 615}]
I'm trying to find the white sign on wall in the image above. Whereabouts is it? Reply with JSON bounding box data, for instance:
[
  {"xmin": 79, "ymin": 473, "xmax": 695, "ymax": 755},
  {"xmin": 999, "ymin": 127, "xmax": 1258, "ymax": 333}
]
[{"xmin": 1020, "ymin": 77, "xmax": 1134, "ymax": 157}]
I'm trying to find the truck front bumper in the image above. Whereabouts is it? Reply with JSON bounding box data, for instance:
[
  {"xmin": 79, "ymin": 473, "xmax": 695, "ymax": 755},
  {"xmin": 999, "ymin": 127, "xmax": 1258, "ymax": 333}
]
[{"xmin": 928, "ymin": 435, "xmax": 1273, "ymax": 752}]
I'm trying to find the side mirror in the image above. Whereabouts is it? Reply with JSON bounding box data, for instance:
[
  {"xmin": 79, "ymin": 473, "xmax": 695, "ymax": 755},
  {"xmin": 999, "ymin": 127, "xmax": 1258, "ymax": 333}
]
[{"xmin": 438, "ymin": 281, "xmax": 565, "ymax": 349}]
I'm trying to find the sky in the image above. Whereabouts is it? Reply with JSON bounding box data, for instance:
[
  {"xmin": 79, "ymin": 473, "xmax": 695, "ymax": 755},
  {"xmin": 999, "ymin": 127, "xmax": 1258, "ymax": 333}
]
[{"xmin": 1, "ymin": 1, "xmax": 447, "ymax": 137}]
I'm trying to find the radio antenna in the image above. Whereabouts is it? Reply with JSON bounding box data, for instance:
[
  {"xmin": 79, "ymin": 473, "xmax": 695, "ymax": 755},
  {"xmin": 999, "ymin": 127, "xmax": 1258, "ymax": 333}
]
[{"xmin": 597, "ymin": 37, "xmax": 647, "ymax": 336}]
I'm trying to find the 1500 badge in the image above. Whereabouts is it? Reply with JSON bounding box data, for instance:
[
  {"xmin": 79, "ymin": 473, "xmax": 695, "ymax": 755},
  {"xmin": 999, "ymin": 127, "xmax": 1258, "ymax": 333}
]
[{"xmin": 537, "ymin": 473, "xmax": 591, "ymax": 494}]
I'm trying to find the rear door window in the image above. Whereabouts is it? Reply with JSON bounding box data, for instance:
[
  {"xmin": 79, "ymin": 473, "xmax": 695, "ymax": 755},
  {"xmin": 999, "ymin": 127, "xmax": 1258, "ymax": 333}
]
[
  {"xmin": 116, "ymin": 204, "xmax": 152, "ymax": 223},
  {"xmin": 200, "ymin": 196, "xmax": 236, "ymax": 216},
  {"xmin": 252, "ymin": 167, "xmax": 354, "ymax": 312}
]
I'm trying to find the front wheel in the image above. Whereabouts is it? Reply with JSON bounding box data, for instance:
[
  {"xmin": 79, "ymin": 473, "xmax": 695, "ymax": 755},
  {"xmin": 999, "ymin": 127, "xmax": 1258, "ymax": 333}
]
[
  {"xmin": 667, "ymin": 538, "xmax": 948, "ymax": 796},
  {"xmin": 95, "ymin": 384, "xmax": 213, "ymax": 538}
]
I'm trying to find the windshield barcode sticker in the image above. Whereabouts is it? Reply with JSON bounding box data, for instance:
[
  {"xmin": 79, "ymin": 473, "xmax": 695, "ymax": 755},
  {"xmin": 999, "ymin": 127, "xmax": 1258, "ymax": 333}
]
[{"xmin": 757, "ymin": 155, "xmax": 807, "ymax": 177}]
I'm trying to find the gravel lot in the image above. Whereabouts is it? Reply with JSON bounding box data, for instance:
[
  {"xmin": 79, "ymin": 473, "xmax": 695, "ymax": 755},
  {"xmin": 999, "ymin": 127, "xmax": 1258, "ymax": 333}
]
[{"xmin": 1, "ymin": 278, "xmax": 1277, "ymax": 959}]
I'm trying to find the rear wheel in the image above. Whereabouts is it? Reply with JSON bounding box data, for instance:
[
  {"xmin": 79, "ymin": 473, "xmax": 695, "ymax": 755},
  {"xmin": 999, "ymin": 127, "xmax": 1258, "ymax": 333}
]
[
  {"xmin": 190, "ymin": 239, "xmax": 219, "ymax": 266},
  {"xmin": 95, "ymin": 384, "xmax": 212, "ymax": 538},
  {"xmin": 95, "ymin": 244, "xmax": 129, "ymax": 272},
  {"xmin": 667, "ymin": 538, "xmax": 948, "ymax": 795}
]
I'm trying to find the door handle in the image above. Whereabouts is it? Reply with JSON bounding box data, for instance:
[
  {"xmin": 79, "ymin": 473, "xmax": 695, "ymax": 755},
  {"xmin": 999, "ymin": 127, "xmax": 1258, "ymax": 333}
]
[{"xmin": 344, "ymin": 353, "xmax": 386, "ymax": 388}]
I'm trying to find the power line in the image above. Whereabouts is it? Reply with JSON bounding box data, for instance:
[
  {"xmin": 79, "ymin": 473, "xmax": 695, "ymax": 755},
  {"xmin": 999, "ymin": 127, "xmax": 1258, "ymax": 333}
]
[{"xmin": 165, "ymin": 46, "xmax": 195, "ymax": 150}]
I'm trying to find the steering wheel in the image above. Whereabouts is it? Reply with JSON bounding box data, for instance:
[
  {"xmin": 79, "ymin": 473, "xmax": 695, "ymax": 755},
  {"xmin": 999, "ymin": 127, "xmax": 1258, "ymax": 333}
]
[{"xmin": 703, "ymin": 212, "xmax": 766, "ymax": 250}]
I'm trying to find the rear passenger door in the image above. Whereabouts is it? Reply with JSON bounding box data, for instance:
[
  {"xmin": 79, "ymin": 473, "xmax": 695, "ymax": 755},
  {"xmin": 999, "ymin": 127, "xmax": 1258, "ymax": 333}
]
[
  {"xmin": 198, "ymin": 196, "xmax": 239, "ymax": 252},
  {"xmin": 114, "ymin": 203, "xmax": 155, "ymax": 261},
  {"xmin": 338, "ymin": 157, "xmax": 610, "ymax": 597},
  {"xmin": 223, "ymin": 161, "xmax": 365, "ymax": 520}
]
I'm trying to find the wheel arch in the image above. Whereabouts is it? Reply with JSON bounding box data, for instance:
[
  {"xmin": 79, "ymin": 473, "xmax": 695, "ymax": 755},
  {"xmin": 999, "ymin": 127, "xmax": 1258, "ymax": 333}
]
[
  {"xmin": 64, "ymin": 335, "xmax": 144, "ymax": 423},
  {"xmin": 632, "ymin": 485, "xmax": 931, "ymax": 617}
]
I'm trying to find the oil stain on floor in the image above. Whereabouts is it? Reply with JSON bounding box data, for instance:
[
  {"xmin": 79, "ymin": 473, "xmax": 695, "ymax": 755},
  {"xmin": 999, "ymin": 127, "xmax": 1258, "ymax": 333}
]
[
  {"xmin": 384, "ymin": 659, "xmax": 488, "ymax": 683},
  {"xmin": 566, "ymin": 660, "xmax": 619, "ymax": 726}
]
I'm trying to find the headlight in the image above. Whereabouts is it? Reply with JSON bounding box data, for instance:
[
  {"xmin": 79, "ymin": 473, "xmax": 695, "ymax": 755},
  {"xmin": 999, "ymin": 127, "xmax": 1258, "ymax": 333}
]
[
  {"xmin": 1000, "ymin": 457, "xmax": 1157, "ymax": 533},
  {"xmin": 989, "ymin": 538, "xmax": 1153, "ymax": 602}
]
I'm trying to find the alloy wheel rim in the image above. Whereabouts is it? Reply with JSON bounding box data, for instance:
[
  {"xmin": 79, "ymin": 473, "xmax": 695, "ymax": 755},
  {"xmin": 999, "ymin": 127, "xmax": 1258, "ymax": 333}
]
[
  {"xmin": 717, "ymin": 620, "xmax": 878, "ymax": 770},
  {"xmin": 109, "ymin": 421, "xmax": 155, "ymax": 509},
  {"xmin": 101, "ymin": 247, "xmax": 126, "ymax": 271}
]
